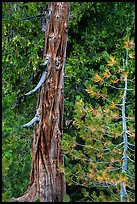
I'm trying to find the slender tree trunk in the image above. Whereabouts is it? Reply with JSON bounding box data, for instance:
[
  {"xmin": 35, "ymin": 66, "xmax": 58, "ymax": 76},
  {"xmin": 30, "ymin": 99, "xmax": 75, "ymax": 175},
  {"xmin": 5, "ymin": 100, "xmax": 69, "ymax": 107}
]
[
  {"xmin": 15, "ymin": 2, "xmax": 70, "ymax": 202},
  {"xmin": 120, "ymin": 51, "xmax": 128, "ymax": 202}
]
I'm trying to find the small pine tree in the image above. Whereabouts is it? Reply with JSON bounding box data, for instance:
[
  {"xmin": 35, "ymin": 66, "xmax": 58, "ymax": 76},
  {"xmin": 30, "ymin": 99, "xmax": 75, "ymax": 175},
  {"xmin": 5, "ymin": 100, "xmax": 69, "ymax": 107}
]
[{"xmin": 62, "ymin": 38, "xmax": 135, "ymax": 202}]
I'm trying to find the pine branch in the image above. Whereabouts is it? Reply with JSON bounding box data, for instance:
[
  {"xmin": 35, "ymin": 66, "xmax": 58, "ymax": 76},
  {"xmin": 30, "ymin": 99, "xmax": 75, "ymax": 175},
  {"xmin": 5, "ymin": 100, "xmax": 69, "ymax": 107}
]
[
  {"xmin": 99, "ymin": 93, "xmax": 122, "ymax": 111},
  {"xmin": 104, "ymin": 133, "xmax": 114, "ymax": 138},
  {"xmin": 71, "ymin": 178, "xmax": 117, "ymax": 188},
  {"xmin": 103, "ymin": 80, "xmax": 125, "ymax": 90},
  {"xmin": 97, "ymin": 161, "xmax": 110, "ymax": 164},
  {"xmin": 127, "ymin": 156, "xmax": 135, "ymax": 163},
  {"xmin": 127, "ymin": 146, "xmax": 135, "ymax": 151},
  {"xmin": 126, "ymin": 173, "xmax": 135, "ymax": 179},
  {"xmin": 76, "ymin": 142, "xmax": 99, "ymax": 151},
  {"xmin": 106, "ymin": 167, "xmax": 121, "ymax": 172},
  {"xmin": 113, "ymin": 142, "xmax": 124, "ymax": 149},
  {"xmin": 127, "ymin": 142, "xmax": 135, "ymax": 147}
]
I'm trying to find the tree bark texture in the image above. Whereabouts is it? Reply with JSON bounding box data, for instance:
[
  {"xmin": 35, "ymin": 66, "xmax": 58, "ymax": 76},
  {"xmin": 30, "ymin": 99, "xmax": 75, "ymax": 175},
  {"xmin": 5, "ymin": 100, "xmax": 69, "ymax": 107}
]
[{"xmin": 16, "ymin": 2, "xmax": 70, "ymax": 202}]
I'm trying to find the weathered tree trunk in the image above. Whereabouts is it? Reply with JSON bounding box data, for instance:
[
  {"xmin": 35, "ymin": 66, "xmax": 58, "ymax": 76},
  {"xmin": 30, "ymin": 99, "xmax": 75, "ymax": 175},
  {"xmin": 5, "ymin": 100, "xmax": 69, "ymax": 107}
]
[{"xmin": 15, "ymin": 2, "xmax": 70, "ymax": 202}]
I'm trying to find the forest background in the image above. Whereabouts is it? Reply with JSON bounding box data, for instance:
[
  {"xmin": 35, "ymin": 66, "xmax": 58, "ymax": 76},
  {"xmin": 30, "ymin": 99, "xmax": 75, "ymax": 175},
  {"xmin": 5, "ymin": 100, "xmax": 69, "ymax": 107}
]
[{"xmin": 2, "ymin": 2, "xmax": 135, "ymax": 202}]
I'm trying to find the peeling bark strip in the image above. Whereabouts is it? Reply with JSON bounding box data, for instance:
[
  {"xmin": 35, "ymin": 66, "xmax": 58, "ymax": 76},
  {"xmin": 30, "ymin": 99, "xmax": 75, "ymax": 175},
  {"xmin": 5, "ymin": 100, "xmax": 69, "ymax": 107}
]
[{"xmin": 15, "ymin": 2, "xmax": 70, "ymax": 202}]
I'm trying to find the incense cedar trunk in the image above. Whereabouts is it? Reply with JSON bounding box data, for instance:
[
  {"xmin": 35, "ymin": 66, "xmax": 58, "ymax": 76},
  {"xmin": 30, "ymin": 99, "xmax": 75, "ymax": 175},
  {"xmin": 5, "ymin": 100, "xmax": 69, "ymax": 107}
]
[{"xmin": 14, "ymin": 2, "xmax": 70, "ymax": 202}]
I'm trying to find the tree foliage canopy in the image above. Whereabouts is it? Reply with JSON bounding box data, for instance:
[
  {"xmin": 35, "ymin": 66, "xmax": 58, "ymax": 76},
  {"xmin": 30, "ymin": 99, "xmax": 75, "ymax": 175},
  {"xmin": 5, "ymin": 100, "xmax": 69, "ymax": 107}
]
[{"xmin": 2, "ymin": 2, "xmax": 135, "ymax": 202}]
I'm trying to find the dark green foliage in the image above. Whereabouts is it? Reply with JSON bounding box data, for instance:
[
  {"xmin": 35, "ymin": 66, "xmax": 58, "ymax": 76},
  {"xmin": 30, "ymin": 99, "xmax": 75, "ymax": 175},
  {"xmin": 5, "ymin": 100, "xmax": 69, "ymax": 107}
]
[
  {"xmin": 34, "ymin": 198, "xmax": 41, "ymax": 202},
  {"xmin": 2, "ymin": 2, "xmax": 135, "ymax": 202}
]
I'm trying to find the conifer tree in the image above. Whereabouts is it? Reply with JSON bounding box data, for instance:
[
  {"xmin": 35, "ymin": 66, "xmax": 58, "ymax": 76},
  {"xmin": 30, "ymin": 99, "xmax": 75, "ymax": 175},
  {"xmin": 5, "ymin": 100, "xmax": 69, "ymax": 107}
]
[
  {"xmin": 62, "ymin": 38, "xmax": 135, "ymax": 202},
  {"xmin": 2, "ymin": 2, "xmax": 135, "ymax": 202}
]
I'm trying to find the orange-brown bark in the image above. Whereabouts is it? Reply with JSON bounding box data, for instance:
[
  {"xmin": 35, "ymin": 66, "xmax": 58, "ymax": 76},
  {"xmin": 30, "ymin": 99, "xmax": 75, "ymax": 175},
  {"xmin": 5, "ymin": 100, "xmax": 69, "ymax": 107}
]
[{"xmin": 14, "ymin": 2, "xmax": 70, "ymax": 202}]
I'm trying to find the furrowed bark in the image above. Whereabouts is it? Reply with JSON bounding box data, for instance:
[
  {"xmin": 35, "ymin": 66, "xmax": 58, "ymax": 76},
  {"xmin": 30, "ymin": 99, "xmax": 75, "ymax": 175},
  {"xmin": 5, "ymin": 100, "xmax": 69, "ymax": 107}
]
[{"xmin": 14, "ymin": 2, "xmax": 70, "ymax": 202}]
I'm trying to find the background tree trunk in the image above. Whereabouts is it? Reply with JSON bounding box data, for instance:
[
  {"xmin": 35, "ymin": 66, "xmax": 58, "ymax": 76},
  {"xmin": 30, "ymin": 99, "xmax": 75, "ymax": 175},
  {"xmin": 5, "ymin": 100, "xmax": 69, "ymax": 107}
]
[{"xmin": 15, "ymin": 2, "xmax": 70, "ymax": 202}]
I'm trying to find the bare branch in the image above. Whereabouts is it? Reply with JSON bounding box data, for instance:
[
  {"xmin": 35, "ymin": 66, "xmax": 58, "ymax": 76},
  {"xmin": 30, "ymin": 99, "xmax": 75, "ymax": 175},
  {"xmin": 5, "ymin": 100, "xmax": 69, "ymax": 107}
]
[
  {"xmin": 19, "ymin": 14, "xmax": 43, "ymax": 21},
  {"xmin": 126, "ymin": 173, "xmax": 135, "ymax": 179},
  {"xmin": 99, "ymin": 94, "xmax": 122, "ymax": 111},
  {"xmin": 97, "ymin": 161, "xmax": 110, "ymax": 164},
  {"xmin": 127, "ymin": 142, "xmax": 135, "ymax": 147},
  {"xmin": 127, "ymin": 146, "xmax": 135, "ymax": 152},
  {"xmin": 40, "ymin": 57, "xmax": 50, "ymax": 66},
  {"xmin": 106, "ymin": 167, "xmax": 122, "ymax": 172},
  {"xmin": 21, "ymin": 108, "xmax": 40, "ymax": 128},
  {"xmin": 103, "ymin": 80, "xmax": 125, "ymax": 90},
  {"xmin": 21, "ymin": 116, "xmax": 39, "ymax": 128},
  {"xmin": 113, "ymin": 142, "xmax": 124, "ymax": 149},
  {"xmin": 76, "ymin": 142, "xmax": 99, "ymax": 151},
  {"xmin": 127, "ymin": 156, "xmax": 135, "ymax": 163},
  {"xmin": 25, "ymin": 70, "xmax": 47, "ymax": 95}
]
